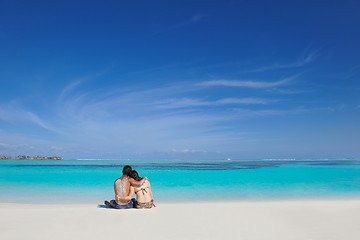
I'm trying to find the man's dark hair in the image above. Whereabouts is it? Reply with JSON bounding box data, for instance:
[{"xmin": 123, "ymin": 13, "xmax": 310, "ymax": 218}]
[{"xmin": 122, "ymin": 165, "xmax": 132, "ymax": 176}]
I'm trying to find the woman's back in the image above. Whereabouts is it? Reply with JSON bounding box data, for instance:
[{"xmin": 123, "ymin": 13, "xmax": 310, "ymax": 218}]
[{"xmin": 133, "ymin": 180, "xmax": 154, "ymax": 208}]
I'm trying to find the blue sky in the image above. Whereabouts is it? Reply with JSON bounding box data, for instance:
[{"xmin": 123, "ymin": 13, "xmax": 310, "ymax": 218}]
[{"xmin": 0, "ymin": 0, "xmax": 359, "ymax": 160}]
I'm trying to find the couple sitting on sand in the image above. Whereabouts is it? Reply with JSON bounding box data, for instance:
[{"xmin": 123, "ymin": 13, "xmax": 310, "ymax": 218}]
[{"xmin": 105, "ymin": 165, "xmax": 155, "ymax": 209}]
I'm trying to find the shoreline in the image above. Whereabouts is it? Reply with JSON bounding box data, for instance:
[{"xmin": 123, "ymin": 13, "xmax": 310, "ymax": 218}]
[
  {"xmin": 2, "ymin": 194, "xmax": 360, "ymax": 206},
  {"xmin": 1, "ymin": 199, "xmax": 360, "ymax": 240},
  {"xmin": 3, "ymin": 195, "xmax": 360, "ymax": 205}
]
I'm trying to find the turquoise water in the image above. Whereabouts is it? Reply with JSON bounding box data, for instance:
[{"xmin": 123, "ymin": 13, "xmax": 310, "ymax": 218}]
[{"xmin": 1, "ymin": 159, "xmax": 360, "ymax": 203}]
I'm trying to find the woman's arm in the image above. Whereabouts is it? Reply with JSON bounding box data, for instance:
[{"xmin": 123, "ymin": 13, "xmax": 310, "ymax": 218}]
[
  {"xmin": 128, "ymin": 177, "xmax": 148, "ymax": 187},
  {"xmin": 148, "ymin": 182, "xmax": 156, "ymax": 207},
  {"xmin": 147, "ymin": 182, "xmax": 153, "ymax": 199}
]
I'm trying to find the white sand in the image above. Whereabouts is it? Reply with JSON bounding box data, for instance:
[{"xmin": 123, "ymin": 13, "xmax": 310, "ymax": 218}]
[{"xmin": 1, "ymin": 200, "xmax": 360, "ymax": 240}]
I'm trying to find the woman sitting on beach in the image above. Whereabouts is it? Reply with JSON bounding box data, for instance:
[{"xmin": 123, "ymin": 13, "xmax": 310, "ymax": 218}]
[{"xmin": 129, "ymin": 170, "xmax": 155, "ymax": 209}]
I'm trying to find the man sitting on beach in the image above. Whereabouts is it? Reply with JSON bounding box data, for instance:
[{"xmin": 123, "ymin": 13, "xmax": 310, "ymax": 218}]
[{"xmin": 105, "ymin": 165, "xmax": 146, "ymax": 209}]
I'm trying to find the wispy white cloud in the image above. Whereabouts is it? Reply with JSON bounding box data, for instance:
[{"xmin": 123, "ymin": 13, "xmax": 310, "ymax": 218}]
[
  {"xmin": 58, "ymin": 71, "xmax": 109, "ymax": 103},
  {"xmin": 230, "ymin": 106, "xmax": 334, "ymax": 118},
  {"xmin": 0, "ymin": 103, "xmax": 60, "ymax": 133},
  {"xmin": 0, "ymin": 129, "xmax": 66, "ymax": 155},
  {"xmin": 155, "ymin": 97, "xmax": 271, "ymax": 109},
  {"xmin": 168, "ymin": 148, "xmax": 208, "ymax": 154},
  {"xmin": 197, "ymin": 78, "xmax": 290, "ymax": 88},
  {"xmin": 23, "ymin": 111, "xmax": 61, "ymax": 133},
  {"xmin": 0, "ymin": 69, "xmax": 324, "ymax": 158},
  {"xmin": 241, "ymin": 51, "xmax": 319, "ymax": 73},
  {"xmin": 0, "ymin": 142, "xmax": 11, "ymax": 151},
  {"xmin": 217, "ymin": 98, "xmax": 272, "ymax": 105},
  {"xmin": 151, "ymin": 14, "xmax": 206, "ymax": 36},
  {"xmin": 58, "ymin": 78, "xmax": 84, "ymax": 102},
  {"xmin": 52, "ymin": 76, "xmax": 289, "ymax": 128}
]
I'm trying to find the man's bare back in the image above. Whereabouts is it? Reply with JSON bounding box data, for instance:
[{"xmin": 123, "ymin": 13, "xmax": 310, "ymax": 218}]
[{"xmin": 114, "ymin": 175, "xmax": 131, "ymax": 204}]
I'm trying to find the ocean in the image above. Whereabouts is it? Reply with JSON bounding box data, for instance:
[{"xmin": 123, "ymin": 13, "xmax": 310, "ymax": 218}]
[{"xmin": 1, "ymin": 159, "xmax": 360, "ymax": 203}]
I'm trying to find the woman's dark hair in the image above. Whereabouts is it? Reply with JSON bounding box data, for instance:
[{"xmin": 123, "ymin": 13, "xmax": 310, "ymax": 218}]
[{"xmin": 129, "ymin": 170, "xmax": 143, "ymax": 181}]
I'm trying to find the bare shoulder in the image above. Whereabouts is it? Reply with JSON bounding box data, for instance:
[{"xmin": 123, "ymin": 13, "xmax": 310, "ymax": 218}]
[{"xmin": 114, "ymin": 177, "xmax": 124, "ymax": 185}]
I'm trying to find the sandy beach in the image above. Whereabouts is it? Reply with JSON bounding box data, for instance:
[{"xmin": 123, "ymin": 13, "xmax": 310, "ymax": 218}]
[{"xmin": 1, "ymin": 199, "xmax": 360, "ymax": 240}]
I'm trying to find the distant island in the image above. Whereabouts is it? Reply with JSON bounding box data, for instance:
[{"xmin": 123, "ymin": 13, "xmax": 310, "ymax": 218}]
[{"xmin": 0, "ymin": 155, "xmax": 62, "ymax": 160}]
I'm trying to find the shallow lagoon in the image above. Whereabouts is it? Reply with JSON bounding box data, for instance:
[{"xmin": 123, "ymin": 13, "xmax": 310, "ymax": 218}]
[{"xmin": 1, "ymin": 159, "xmax": 360, "ymax": 203}]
